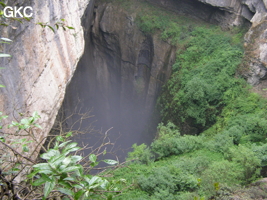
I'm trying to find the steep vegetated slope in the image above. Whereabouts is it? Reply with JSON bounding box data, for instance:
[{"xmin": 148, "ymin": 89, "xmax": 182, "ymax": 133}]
[{"xmin": 101, "ymin": 0, "xmax": 267, "ymax": 199}]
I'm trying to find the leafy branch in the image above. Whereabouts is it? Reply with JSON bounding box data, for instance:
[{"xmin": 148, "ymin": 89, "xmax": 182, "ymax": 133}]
[
  {"xmin": 0, "ymin": 109, "xmax": 130, "ymax": 199},
  {"xmin": 37, "ymin": 19, "xmax": 74, "ymax": 33}
]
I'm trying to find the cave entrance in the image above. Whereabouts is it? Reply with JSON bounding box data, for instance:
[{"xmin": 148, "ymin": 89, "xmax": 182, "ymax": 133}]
[{"xmin": 56, "ymin": 0, "xmax": 173, "ymax": 162}]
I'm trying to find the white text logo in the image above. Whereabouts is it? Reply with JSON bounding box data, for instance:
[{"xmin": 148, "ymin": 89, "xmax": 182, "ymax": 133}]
[{"xmin": 3, "ymin": 6, "xmax": 33, "ymax": 18}]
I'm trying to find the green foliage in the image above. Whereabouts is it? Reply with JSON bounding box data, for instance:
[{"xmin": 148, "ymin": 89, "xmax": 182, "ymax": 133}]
[
  {"xmin": 226, "ymin": 145, "xmax": 261, "ymax": 184},
  {"xmin": 199, "ymin": 160, "xmax": 243, "ymax": 197},
  {"xmin": 0, "ymin": 112, "xmax": 44, "ymax": 198},
  {"xmin": 8, "ymin": 111, "xmax": 42, "ymax": 130},
  {"xmin": 0, "ymin": 110, "xmax": 124, "ymax": 199},
  {"xmin": 150, "ymin": 122, "xmax": 203, "ymax": 159},
  {"xmin": 29, "ymin": 136, "xmax": 120, "ymax": 199},
  {"xmin": 1, "ymin": 1, "xmax": 265, "ymax": 199},
  {"xmin": 0, "ymin": 110, "xmax": 125, "ymax": 199},
  {"xmin": 127, "ymin": 123, "xmax": 203, "ymax": 161},
  {"xmin": 229, "ymin": 26, "xmax": 248, "ymax": 45},
  {"xmin": 135, "ymin": 6, "xmax": 195, "ymax": 45},
  {"xmin": 113, "ymin": 123, "xmax": 262, "ymax": 200},
  {"xmin": 0, "ymin": 37, "xmax": 12, "ymax": 58},
  {"xmin": 156, "ymin": 122, "xmax": 180, "ymax": 139},
  {"xmin": 215, "ymin": 92, "xmax": 267, "ymax": 144},
  {"xmin": 127, "ymin": 143, "xmax": 154, "ymax": 164},
  {"xmin": 151, "ymin": 132, "xmax": 203, "ymax": 159},
  {"xmin": 0, "ymin": 111, "xmax": 8, "ymax": 129},
  {"xmin": 252, "ymin": 143, "xmax": 267, "ymax": 166},
  {"xmin": 138, "ymin": 166, "xmax": 198, "ymax": 198},
  {"xmin": 37, "ymin": 19, "xmax": 75, "ymax": 33},
  {"xmin": 159, "ymin": 26, "xmax": 245, "ymax": 128},
  {"xmin": 11, "ymin": 138, "xmax": 33, "ymax": 152},
  {"xmin": 173, "ymin": 151, "xmax": 219, "ymax": 175},
  {"xmin": 205, "ymin": 133, "xmax": 234, "ymax": 153}
]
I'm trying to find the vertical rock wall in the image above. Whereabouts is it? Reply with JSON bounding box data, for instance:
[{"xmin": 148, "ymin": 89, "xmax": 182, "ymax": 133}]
[
  {"xmin": 241, "ymin": 1, "xmax": 267, "ymax": 87},
  {"xmin": 0, "ymin": 0, "xmax": 90, "ymax": 152},
  {"xmin": 62, "ymin": 2, "xmax": 176, "ymax": 157}
]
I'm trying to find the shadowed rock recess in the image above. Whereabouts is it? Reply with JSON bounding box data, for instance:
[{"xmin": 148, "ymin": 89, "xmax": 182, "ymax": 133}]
[{"xmin": 61, "ymin": 0, "xmax": 176, "ymax": 159}]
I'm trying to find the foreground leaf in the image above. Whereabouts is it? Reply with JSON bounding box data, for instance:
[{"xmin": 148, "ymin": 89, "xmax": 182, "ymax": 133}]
[
  {"xmin": 74, "ymin": 190, "xmax": 85, "ymax": 200},
  {"xmin": 103, "ymin": 159, "xmax": 118, "ymax": 165},
  {"xmin": 0, "ymin": 54, "xmax": 11, "ymax": 57},
  {"xmin": 57, "ymin": 187, "xmax": 74, "ymax": 196},
  {"xmin": 44, "ymin": 178, "xmax": 56, "ymax": 198},
  {"xmin": 41, "ymin": 149, "xmax": 60, "ymax": 160},
  {"xmin": 32, "ymin": 177, "xmax": 46, "ymax": 186},
  {"xmin": 0, "ymin": 37, "xmax": 12, "ymax": 42},
  {"xmin": 89, "ymin": 154, "xmax": 97, "ymax": 163}
]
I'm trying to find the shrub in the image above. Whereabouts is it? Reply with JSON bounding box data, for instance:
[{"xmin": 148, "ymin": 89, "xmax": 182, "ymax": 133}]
[
  {"xmin": 205, "ymin": 132, "xmax": 234, "ymax": 154},
  {"xmin": 151, "ymin": 129, "xmax": 203, "ymax": 158},
  {"xmin": 252, "ymin": 143, "xmax": 267, "ymax": 166},
  {"xmin": 138, "ymin": 166, "xmax": 198, "ymax": 197},
  {"xmin": 200, "ymin": 160, "xmax": 243, "ymax": 197},
  {"xmin": 173, "ymin": 154, "xmax": 213, "ymax": 175},
  {"xmin": 127, "ymin": 143, "xmax": 154, "ymax": 164},
  {"xmin": 226, "ymin": 145, "xmax": 261, "ymax": 184},
  {"xmin": 158, "ymin": 26, "xmax": 244, "ymax": 130}
]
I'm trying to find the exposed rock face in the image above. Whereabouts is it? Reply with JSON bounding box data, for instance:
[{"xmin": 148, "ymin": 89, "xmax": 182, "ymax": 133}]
[
  {"xmin": 243, "ymin": 16, "xmax": 267, "ymax": 86},
  {"xmin": 147, "ymin": 0, "xmax": 242, "ymax": 27},
  {"xmin": 62, "ymin": 1, "xmax": 176, "ymax": 157},
  {"xmin": 197, "ymin": 0, "xmax": 267, "ymax": 25},
  {"xmin": 148, "ymin": 0, "xmax": 267, "ymax": 27},
  {"xmin": 243, "ymin": 21, "xmax": 267, "ymax": 85},
  {"xmin": 242, "ymin": 0, "xmax": 267, "ymax": 24},
  {"xmin": 0, "ymin": 0, "xmax": 91, "ymax": 152}
]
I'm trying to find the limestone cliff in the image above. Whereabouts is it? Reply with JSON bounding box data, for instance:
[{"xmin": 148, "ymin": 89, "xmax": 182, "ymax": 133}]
[
  {"xmin": 0, "ymin": 0, "xmax": 91, "ymax": 151},
  {"xmin": 243, "ymin": 20, "xmax": 267, "ymax": 86}
]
